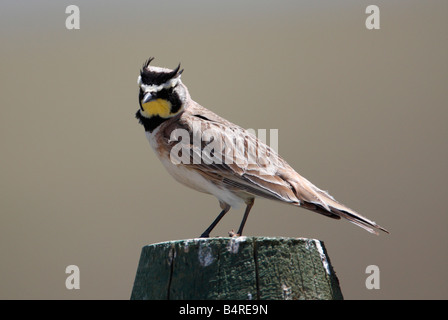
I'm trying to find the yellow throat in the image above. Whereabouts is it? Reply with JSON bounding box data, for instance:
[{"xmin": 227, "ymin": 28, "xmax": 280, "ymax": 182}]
[{"xmin": 141, "ymin": 99, "xmax": 172, "ymax": 118}]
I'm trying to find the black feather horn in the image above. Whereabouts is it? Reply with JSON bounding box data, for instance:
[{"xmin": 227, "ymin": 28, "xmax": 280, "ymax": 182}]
[
  {"xmin": 169, "ymin": 63, "xmax": 183, "ymax": 78},
  {"xmin": 143, "ymin": 57, "xmax": 155, "ymax": 69},
  {"xmin": 139, "ymin": 58, "xmax": 184, "ymax": 85}
]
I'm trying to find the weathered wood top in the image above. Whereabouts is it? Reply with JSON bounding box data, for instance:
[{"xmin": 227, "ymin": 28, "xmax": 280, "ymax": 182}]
[{"xmin": 131, "ymin": 237, "xmax": 343, "ymax": 300}]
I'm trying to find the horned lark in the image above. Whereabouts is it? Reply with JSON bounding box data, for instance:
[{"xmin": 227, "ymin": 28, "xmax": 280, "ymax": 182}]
[{"xmin": 136, "ymin": 58, "xmax": 388, "ymax": 237}]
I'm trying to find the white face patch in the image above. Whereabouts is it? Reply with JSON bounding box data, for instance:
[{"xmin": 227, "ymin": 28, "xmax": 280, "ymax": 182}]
[{"xmin": 137, "ymin": 75, "xmax": 181, "ymax": 93}]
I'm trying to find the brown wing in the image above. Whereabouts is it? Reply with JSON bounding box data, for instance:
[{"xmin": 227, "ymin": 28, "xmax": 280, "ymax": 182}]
[{"xmin": 162, "ymin": 104, "xmax": 388, "ymax": 234}]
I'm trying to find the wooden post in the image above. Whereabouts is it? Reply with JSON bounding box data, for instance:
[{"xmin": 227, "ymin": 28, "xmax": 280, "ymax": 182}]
[{"xmin": 131, "ymin": 237, "xmax": 343, "ymax": 300}]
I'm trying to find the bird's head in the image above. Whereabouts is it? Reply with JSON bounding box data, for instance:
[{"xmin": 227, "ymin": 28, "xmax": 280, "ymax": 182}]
[{"xmin": 136, "ymin": 57, "xmax": 188, "ymax": 131}]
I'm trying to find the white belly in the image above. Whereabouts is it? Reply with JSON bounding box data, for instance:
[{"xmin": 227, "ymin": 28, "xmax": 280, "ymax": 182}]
[{"xmin": 145, "ymin": 130, "xmax": 245, "ymax": 209}]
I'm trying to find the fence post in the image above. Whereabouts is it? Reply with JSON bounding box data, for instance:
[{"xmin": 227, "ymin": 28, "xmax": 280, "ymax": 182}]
[{"xmin": 131, "ymin": 237, "xmax": 343, "ymax": 300}]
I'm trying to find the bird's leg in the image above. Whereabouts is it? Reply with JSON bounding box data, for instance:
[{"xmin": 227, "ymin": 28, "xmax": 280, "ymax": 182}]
[
  {"xmin": 199, "ymin": 202, "xmax": 231, "ymax": 238},
  {"xmin": 236, "ymin": 199, "xmax": 254, "ymax": 236}
]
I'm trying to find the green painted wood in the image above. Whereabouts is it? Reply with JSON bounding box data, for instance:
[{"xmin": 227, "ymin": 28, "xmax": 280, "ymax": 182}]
[{"xmin": 131, "ymin": 237, "xmax": 343, "ymax": 300}]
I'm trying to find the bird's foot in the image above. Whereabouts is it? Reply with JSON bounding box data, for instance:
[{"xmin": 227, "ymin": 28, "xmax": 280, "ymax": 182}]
[{"xmin": 228, "ymin": 230, "xmax": 241, "ymax": 237}]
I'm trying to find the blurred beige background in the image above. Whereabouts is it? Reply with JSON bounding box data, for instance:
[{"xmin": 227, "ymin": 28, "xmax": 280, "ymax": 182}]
[{"xmin": 1, "ymin": 0, "xmax": 447, "ymax": 299}]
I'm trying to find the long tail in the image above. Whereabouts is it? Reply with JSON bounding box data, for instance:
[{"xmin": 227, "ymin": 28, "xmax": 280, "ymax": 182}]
[
  {"xmin": 303, "ymin": 201, "xmax": 389, "ymax": 235},
  {"xmin": 283, "ymin": 171, "xmax": 389, "ymax": 235},
  {"xmin": 332, "ymin": 207, "xmax": 389, "ymax": 235}
]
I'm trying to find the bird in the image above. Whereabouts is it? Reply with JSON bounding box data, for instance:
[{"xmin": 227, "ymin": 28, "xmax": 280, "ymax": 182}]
[{"xmin": 135, "ymin": 57, "xmax": 388, "ymax": 237}]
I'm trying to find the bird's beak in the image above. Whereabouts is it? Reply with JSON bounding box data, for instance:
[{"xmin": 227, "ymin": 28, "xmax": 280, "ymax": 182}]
[{"xmin": 142, "ymin": 92, "xmax": 154, "ymax": 104}]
